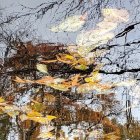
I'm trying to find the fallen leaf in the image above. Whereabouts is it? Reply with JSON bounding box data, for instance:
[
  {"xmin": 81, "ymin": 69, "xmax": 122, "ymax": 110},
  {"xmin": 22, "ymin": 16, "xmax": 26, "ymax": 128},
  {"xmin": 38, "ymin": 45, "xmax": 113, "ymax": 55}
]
[{"xmin": 36, "ymin": 63, "xmax": 48, "ymax": 74}]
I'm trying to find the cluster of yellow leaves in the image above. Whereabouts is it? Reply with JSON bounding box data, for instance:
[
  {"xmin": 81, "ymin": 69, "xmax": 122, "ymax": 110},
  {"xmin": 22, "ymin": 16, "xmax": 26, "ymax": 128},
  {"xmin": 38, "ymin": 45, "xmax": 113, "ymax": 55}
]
[
  {"xmin": 0, "ymin": 97, "xmax": 20, "ymax": 117},
  {"xmin": 0, "ymin": 97, "xmax": 57, "ymax": 125},
  {"xmin": 77, "ymin": 71, "xmax": 112, "ymax": 94},
  {"xmin": 57, "ymin": 53, "xmax": 89, "ymax": 70},
  {"xmin": 14, "ymin": 74, "xmax": 81, "ymax": 92},
  {"xmin": 14, "ymin": 71, "xmax": 114, "ymax": 94}
]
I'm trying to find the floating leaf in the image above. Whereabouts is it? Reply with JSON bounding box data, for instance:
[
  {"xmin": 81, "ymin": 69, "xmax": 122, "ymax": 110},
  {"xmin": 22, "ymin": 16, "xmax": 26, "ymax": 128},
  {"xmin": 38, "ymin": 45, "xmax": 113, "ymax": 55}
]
[
  {"xmin": 36, "ymin": 63, "xmax": 48, "ymax": 74},
  {"xmin": 0, "ymin": 97, "xmax": 5, "ymax": 103},
  {"xmin": 20, "ymin": 114, "xmax": 28, "ymax": 122},
  {"xmin": 2, "ymin": 105, "xmax": 19, "ymax": 117},
  {"xmin": 76, "ymin": 29, "xmax": 114, "ymax": 47},
  {"xmin": 97, "ymin": 21, "xmax": 117, "ymax": 32},
  {"xmin": 71, "ymin": 74, "xmax": 80, "ymax": 86},
  {"xmin": 45, "ymin": 93, "xmax": 56, "ymax": 103},
  {"xmin": 38, "ymin": 132, "xmax": 54, "ymax": 139},
  {"xmin": 27, "ymin": 110, "xmax": 42, "ymax": 117},
  {"xmin": 114, "ymin": 80, "xmax": 136, "ymax": 87},
  {"xmin": 104, "ymin": 132, "xmax": 120, "ymax": 140},
  {"xmin": 50, "ymin": 14, "xmax": 87, "ymax": 32},
  {"xmin": 28, "ymin": 115, "xmax": 56, "ymax": 124},
  {"xmin": 74, "ymin": 64, "xmax": 88, "ymax": 70},
  {"xmin": 102, "ymin": 8, "xmax": 129, "ymax": 23},
  {"xmin": 77, "ymin": 83, "xmax": 112, "ymax": 94},
  {"xmin": 85, "ymin": 71, "xmax": 100, "ymax": 82},
  {"xmin": 46, "ymin": 115, "xmax": 57, "ymax": 120},
  {"xmin": 35, "ymin": 76, "xmax": 54, "ymax": 85},
  {"xmin": 14, "ymin": 76, "xmax": 33, "ymax": 84},
  {"xmin": 49, "ymin": 83, "xmax": 70, "ymax": 91}
]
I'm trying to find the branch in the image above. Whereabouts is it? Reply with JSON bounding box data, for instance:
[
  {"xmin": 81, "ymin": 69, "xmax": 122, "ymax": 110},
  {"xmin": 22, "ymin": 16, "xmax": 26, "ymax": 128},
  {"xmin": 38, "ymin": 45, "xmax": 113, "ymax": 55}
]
[{"xmin": 99, "ymin": 68, "xmax": 140, "ymax": 75}]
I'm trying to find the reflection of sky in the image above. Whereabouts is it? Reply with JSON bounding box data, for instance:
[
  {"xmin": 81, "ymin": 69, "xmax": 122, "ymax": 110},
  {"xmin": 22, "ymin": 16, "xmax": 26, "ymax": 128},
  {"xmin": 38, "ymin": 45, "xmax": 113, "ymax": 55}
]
[{"xmin": 1, "ymin": 0, "xmax": 140, "ymax": 139}]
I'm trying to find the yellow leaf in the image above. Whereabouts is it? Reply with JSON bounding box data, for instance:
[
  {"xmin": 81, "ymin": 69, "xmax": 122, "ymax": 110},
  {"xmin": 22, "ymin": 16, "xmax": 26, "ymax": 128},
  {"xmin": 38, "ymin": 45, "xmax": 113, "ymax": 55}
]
[
  {"xmin": 28, "ymin": 115, "xmax": 56, "ymax": 124},
  {"xmin": 2, "ymin": 105, "xmax": 19, "ymax": 117},
  {"xmin": 49, "ymin": 83, "xmax": 70, "ymax": 91},
  {"xmin": 104, "ymin": 132, "xmax": 120, "ymax": 140},
  {"xmin": 20, "ymin": 114, "xmax": 28, "ymax": 122},
  {"xmin": 27, "ymin": 110, "xmax": 42, "ymax": 117},
  {"xmin": 74, "ymin": 64, "xmax": 88, "ymax": 70},
  {"xmin": 0, "ymin": 97, "xmax": 5, "ymax": 103},
  {"xmin": 65, "ymin": 54, "xmax": 74, "ymax": 60},
  {"xmin": 85, "ymin": 71, "xmax": 100, "ymax": 82},
  {"xmin": 38, "ymin": 132, "xmax": 54, "ymax": 139},
  {"xmin": 36, "ymin": 63, "xmax": 48, "ymax": 74},
  {"xmin": 31, "ymin": 100, "xmax": 46, "ymax": 112},
  {"xmin": 46, "ymin": 115, "xmax": 57, "ymax": 121}
]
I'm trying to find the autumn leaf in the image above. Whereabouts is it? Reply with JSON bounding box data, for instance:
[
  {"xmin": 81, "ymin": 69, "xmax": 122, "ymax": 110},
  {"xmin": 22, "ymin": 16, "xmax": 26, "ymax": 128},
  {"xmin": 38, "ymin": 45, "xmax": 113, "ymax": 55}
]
[
  {"xmin": 114, "ymin": 80, "xmax": 136, "ymax": 87},
  {"xmin": 102, "ymin": 8, "xmax": 129, "ymax": 23},
  {"xmin": 35, "ymin": 76, "xmax": 54, "ymax": 85},
  {"xmin": 56, "ymin": 54, "xmax": 76, "ymax": 64},
  {"xmin": 0, "ymin": 97, "xmax": 5, "ymax": 103},
  {"xmin": 38, "ymin": 132, "xmax": 54, "ymax": 139},
  {"xmin": 45, "ymin": 93, "xmax": 56, "ymax": 103},
  {"xmin": 104, "ymin": 132, "xmax": 120, "ymax": 140},
  {"xmin": 28, "ymin": 115, "xmax": 56, "ymax": 124},
  {"xmin": 31, "ymin": 100, "xmax": 46, "ymax": 112},
  {"xmin": 74, "ymin": 64, "xmax": 88, "ymax": 70},
  {"xmin": 46, "ymin": 115, "xmax": 57, "ymax": 120},
  {"xmin": 36, "ymin": 63, "xmax": 48, "ymax": 74},
  {"xmin": 77, "ymin": 82, "xmax": 112, "ymax": 94},
  {"xmin": 85, "ymin": 71, "xmax": 100, "ymax": 83},
  {"xmin": 1, "ymin": 105, "xmax": 20, "ymax": 117},
  {"xmin": 97, "ymin": 21, "xmax": 117, "ymax": 32},
  {"xmin": 48, "ymin": 83, "xmax": 70, "ymax": 91},
  {"xmin": 27, "ymin": 110, "xmax": 42, "ymax": 117},
  {"xmin": 14, "ymin": 76, "xmax": 33, "ymax": 84},
  {"xmin": 50, "ymin": 13, "xmax": 87, "ymax": 32},
  {"xmin": 76, "ymin": 30, "xmax": 114, "ymax": 47},
  {"xmin": 20, "ymin": 114, "xmax": 28, "ymax": 122},
  {"xmin": 71, "ymin": 74, "xmax": 80, "ymax": 86}
]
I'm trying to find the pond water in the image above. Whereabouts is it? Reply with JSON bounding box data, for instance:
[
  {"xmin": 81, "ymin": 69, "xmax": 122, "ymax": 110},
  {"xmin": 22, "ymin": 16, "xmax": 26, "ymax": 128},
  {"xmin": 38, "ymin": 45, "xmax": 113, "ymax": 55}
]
[{"xmin": 1, "ymin": 0, "xmax": 140, "ymax": 140}]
